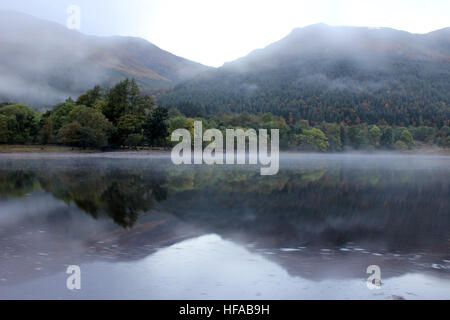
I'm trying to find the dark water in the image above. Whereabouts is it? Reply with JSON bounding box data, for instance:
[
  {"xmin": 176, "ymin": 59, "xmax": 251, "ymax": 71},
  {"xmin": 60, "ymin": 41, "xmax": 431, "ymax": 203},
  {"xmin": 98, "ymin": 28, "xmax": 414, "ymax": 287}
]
[{"xmin": 0, "ymin": 152, "xmax": 449, "ymax": 299}]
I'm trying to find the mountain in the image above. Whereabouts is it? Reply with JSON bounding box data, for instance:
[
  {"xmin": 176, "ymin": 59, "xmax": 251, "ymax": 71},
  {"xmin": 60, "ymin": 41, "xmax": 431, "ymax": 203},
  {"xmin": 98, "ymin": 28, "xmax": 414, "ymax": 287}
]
[
  {"xmin": 0, "ymin": 11, "xmax": 211, "ymax": 108},
  {"xmin": 159, "ymin": 24, "xmax": 450, "ymax": 126}
]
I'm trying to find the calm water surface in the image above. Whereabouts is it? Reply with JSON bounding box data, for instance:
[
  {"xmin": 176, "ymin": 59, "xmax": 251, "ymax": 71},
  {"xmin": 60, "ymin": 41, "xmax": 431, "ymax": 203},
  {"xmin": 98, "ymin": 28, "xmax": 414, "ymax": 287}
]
[{"xmin": 0, "ymin": 153, "xmax": 449, "ymax": 299}]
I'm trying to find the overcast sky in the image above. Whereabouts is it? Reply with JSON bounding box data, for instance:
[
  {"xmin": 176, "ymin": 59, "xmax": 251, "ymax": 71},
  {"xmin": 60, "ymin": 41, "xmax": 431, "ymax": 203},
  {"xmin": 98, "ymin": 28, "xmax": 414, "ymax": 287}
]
[{"xmin": 1, "ymin": 0, "xmax": 449, "ymax": 66}]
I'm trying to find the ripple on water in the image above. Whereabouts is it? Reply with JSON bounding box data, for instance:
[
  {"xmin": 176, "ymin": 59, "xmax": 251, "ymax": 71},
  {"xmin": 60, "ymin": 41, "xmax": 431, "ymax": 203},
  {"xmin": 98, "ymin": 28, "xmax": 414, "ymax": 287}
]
[{"xmin": 280, "ymin": 248, "xmax": 301, "ymax": 252}]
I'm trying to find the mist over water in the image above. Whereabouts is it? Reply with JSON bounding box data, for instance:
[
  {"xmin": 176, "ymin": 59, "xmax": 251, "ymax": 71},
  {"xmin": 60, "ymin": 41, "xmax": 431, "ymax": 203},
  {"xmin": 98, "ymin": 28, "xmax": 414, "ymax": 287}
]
[{"xmin": 0, "ymin": 153, "xmax": 449, "ymax": 299}]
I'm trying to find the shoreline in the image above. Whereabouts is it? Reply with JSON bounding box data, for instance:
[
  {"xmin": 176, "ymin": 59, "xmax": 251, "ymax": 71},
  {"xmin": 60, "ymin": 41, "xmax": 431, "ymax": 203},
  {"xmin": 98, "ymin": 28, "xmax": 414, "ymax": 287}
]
[
  {"xmin": 0, "ymin": 144, "xmax": 168, "ymax": 154},
  {"xmin": 0, "ymin": 144, "xmax": 449, "ymax": 155}
]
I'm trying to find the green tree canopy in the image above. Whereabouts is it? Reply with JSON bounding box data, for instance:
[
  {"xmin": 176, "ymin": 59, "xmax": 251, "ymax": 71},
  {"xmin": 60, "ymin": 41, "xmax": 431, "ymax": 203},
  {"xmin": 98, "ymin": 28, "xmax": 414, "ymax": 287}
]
[
  {"xmin": 0, "ymin": 104, "xmax": 39, "ymax": 144},
  {"xmin": 57, "ymin": 106, "xmax": 114, "ymax": 148},
  {"xmin": 103, "ymin": 79, "xmax": 155, "ymax": 125},
  {"xmin": 144, "ymin": 107, "xmax": 169, "ymax": 147},
  {"xmin": 369, "ymin": 125, "xmax": 382, "ymax": 147}
]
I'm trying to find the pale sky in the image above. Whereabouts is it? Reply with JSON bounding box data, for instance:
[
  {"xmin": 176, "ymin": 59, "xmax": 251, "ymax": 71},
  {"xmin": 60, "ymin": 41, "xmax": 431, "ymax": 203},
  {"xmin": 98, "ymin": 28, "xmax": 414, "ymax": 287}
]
[{"xmin": 1, "ymin": 0, "xmax": 449, "ymax": 66}]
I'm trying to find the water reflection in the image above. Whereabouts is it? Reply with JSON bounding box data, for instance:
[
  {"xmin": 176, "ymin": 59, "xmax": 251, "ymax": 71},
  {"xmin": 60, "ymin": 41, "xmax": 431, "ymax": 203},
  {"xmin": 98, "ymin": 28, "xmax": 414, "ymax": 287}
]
[
  {"xmin": 0, "ymin": 153, "xmax": 449, "ymax": 299},
  {"xmin": 0, "ymin": 157, "xmax": 168, "ymax": 228},
  {"xmin": 3, "ymin": 234, "xmax": 449, "ymax": 300}
]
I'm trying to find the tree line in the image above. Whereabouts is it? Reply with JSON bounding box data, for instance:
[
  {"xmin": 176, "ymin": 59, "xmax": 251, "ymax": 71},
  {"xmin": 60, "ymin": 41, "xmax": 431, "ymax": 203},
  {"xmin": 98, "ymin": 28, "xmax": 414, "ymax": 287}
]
[
  {"xmin": 165, "ymin": 110, "xmax": 450, "ymax": 151},
  {"xmin": 0, "ymin": 79, "xmax": 449, "ymax": 151},
  {"xmin": 0, "ymin": 79, "xmax": 169, "ymax": 149}
]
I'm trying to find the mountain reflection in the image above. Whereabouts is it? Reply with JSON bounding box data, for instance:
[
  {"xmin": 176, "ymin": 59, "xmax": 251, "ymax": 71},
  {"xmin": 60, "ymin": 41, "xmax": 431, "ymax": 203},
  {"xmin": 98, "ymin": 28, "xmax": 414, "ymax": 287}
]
[
  {"xmin": 166, "ymin": 161, "xmax": 450, "ymax": 254},
  {"xmin": 0, "ymin": 154, "xmax": 449, "ymax": 299}
]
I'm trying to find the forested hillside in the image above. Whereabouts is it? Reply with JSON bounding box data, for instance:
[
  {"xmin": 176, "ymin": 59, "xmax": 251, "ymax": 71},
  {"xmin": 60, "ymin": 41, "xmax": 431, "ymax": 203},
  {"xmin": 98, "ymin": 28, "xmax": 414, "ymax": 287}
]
[{"xmin": 159, "ymin": 24, "xmax": 450, "ymax": 128}]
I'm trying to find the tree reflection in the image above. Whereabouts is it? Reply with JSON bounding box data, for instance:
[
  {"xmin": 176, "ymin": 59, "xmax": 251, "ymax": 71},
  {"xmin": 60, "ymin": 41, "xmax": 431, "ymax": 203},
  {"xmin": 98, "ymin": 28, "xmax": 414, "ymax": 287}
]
[
  {"xmin": 0, "ymin": 159, "xmax": 168, "ymax": 228},
  {"xmin": 164, "ymin": 163, "xmax": 450, "ymax": 254},
  {"xmin": 0, "ymin": 156, "xmax": 448, "ymax": 255}
]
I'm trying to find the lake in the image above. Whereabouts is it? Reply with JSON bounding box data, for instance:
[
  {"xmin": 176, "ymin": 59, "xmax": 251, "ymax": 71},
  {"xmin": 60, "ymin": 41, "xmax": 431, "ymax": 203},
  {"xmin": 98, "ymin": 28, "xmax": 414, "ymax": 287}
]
[{"xmin": 0, "ymin": 152, "xmax": 449, "ymax": 300}]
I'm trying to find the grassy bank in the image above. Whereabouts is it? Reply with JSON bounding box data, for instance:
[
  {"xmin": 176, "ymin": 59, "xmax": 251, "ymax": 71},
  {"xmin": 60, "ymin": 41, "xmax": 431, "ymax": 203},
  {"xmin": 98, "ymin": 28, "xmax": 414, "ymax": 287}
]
[
  {"xmin": 0, "ymin": 144, "xmax": 449, "ymax": 155},
  {"xmin": 0, "ymin": 144, "xmax": 170, "ymax": 154},
  {"xmin": 0, "ymin": 144, "xmax": 94, "ymax": 153}
]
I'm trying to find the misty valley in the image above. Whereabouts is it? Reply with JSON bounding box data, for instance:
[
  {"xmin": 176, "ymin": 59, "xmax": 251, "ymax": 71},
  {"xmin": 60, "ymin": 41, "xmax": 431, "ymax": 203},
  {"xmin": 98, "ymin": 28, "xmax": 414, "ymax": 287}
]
[
  {"xmin": 0, "ymin": 5, "xmax": 449, "ymax": 303},
  {"xmin": 0, "ymin": 13, "xmax": 449, "ymax": 154}
]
